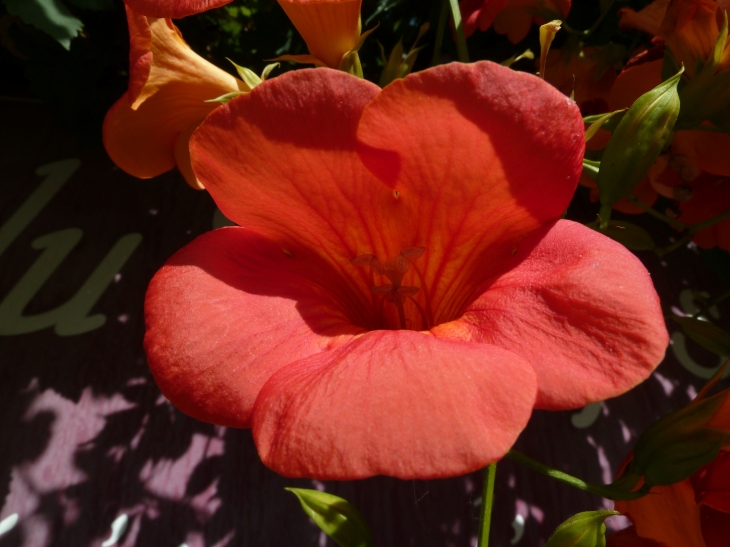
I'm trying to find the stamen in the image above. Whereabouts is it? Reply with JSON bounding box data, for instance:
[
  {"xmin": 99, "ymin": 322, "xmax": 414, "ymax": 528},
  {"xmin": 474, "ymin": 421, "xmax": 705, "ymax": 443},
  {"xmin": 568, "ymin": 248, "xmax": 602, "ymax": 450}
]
[
  {"xmin": 351, "ymin": 247, "xmax": 430, "ymax": 331},
  {"xmin": 409, "ymin": 261, "xmax": 434, "ymax": 328}
]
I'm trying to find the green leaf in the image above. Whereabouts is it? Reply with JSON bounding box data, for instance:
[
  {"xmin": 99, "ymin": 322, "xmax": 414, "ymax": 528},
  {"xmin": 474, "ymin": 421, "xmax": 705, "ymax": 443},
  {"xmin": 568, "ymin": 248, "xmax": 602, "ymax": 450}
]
[
  {"xmin": 585, "ymin": 109, "xmax": 626, "ymax": 142},
  {"xmin": 588, "ymin": 220, "xmax": 655, "ymax": 251},
  {"xmin": 3, "ymin": 0, "xmax": 83, "ymax": 50},
  {"xmin": 379, "ymin": 39, "xmax": 404, "ymax": 87},
  {"xmin": 673, "ymin": 315, "xmax": 730, "ymax": 356},
  {"xmin": 286, "ymin": 489, "xmax": 373, "ymax": 547},
  {"xmin": 582, "ymin": 159, "xmax": 600, "ymax": 181},
  {"xmin": 582, "ymin": 111, "xmax": 625, "ymax": 133},
  {"xmin": 544, "ymin": 511, "xmax": 618, "ymax": 547},
  {"xmin": 597, "ymin": 67, "xmax": 683, "ymax": 210}
]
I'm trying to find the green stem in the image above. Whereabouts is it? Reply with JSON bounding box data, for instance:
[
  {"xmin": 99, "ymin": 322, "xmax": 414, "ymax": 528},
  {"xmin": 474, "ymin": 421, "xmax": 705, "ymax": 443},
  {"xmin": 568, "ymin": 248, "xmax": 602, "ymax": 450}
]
[
  {"xmin": 447, "ymin": 0, "xmax": 470, "ymax": 63},
  {"xmin": 655, "ymin": 207, "xmax": 730, "ymax": 256},
  {"xmin": 431, "ymin": 0, "xmax": 449, "ymax": 66},
  {"xmin": 690, "ymin": 207, "xmax": 730, "ymax": 233},
  {"xmin": 626, "ymin": 195, "xmax": 686, "ymax": 230},
  {"xmin": 477, "ymin": 463, "xmax": 497, "ymax": 547},
  {"xmin": 693, "ymin": 288, "xmax": 730, "ymax": 319},
  {"xmin": 506, "ymin": 450, "xmax": 649, "ymax": 501}
]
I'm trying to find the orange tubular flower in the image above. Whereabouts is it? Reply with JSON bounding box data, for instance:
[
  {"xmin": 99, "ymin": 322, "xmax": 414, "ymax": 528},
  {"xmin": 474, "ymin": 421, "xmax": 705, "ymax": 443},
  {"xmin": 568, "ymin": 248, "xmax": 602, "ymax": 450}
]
[
  {"xmin": 123, "ymin": 0, "xmax": 232, "ymax": 19},
  {"xmin": 460, "ymin": 0, "xmax": 571, "ymax": 43},
  {"xmin": 143, "ymin": 63, "xmax": 669, "ymax": 480},
  {"xmin": 277, "ymin": 0, "xmax": 362, "ymax": 69},
  {"xmin": 103, "ymin": 8, "xmax": 248, "ymax": 190}
]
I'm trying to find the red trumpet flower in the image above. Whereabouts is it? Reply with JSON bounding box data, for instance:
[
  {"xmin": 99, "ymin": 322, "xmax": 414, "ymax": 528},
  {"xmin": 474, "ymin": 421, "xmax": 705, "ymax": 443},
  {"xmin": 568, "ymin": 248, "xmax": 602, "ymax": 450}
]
[{"xmin": 144, "ymin": 62, "xmax": 668, "ymax": 479}]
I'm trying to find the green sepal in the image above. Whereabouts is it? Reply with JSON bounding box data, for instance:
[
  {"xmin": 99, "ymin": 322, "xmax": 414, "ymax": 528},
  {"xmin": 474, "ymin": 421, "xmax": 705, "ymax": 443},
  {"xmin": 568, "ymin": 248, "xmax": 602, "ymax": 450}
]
[
  {"xmin": 587, "ymin": 220, "xmax": 655, "ymax": 251},
  {"xmin": 544, "ymin": 510, "xmax": 618, "ymax": 547},
  {"xmin": 3, "ymin": 0, "xmax": 83, "ymax": 50},
  {"xmin": 226, "ymin": 59, "xmax": 262, "ymax": 91},
  {"xmin": 642, "ymin": 436, "xmax": 722, "ymax": 486},
  {"xmin": 340, "ymin": 51, "xmax": 364, "ymax": 78},
  {"xmin": 672, "ymin": 315, "xmax": 730, "ymax": 356},
  {"xmin": 379, "ymin": 39, "xmax": 404, "ymax": 87},
  {"xmin": 205, "ymin": 91, "xmax": 246, "ymax": 104},
  {"xmin": 597, "ymin": 67, "xmax": 683, "ymax": 208},
  {"xmin": 286, "ymin": 488, "xmax": 374, "ymax": 547},
  {"xmin": 261, "ymin": 63, "xmax": 280, "ymax": 81},
  {"xmin": 378, "ymin": 23, "xmax": 429, "ymax": 87}
]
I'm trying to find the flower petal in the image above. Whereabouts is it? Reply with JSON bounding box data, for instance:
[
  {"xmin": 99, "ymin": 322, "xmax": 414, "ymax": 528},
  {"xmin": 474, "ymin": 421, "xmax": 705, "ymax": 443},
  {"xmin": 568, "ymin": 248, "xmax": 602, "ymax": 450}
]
[
  {"xmin": 123, "ymin": 0, "xmax": 232, "ymax": 18},
  {"xmin": 609, "ymin": 59, "xmax": 663, "ymax": 110},
  {"xmin": 103, "ymin": 13, "xmax": 244, "ymax": 189},
  {"xmin": 618, "ymin": 0, "xmax": 670, "ymax": 36},
  {"xmin": 192, "ymin": 64, "xmax": 585, "ymax": 330},
  {"xmin": 190, "ymin": 69, "xmax": 386, "ymax": 322},
  {"xmin": 433, "ymin": 220, "xmax": 668, "ymax": 409},
  {"xmin": 144, "ymin": 227, "xmax": 365, "ymax": 428},
  {"xmin": 356, "ymin": 61, "xmax": 584, "ymax": 325},
  {"xmin": 252, "ymin": 331, "xmax": 537, "ymax": 479},
  {"xmin": 277, "ymin": 0, "xmax": 361, "ymax": 69}
]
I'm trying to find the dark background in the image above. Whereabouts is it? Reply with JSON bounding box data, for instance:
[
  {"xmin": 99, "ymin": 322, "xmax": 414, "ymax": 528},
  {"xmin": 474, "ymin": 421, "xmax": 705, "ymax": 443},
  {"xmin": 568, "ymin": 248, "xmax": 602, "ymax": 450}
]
[{"xmin": 2, "ymin": 1, "xmax": 730, "ymax": 546}]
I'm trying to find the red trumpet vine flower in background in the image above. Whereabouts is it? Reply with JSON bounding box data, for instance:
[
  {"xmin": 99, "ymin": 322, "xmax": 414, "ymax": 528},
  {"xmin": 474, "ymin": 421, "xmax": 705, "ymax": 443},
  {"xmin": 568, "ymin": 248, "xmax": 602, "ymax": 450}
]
[
  {"xmin": 103, "ymin": 8, "xmax": 248, "ymax": 189},
  {"xmin": 460, "ymin": 0, "xmax": 571, "ymax": 43},
  {"xmin": 620, "ymin": 0, "xmax": 730, "ymax": 78},
  {"xmin": 122, "ymin": 0, "xmax": 232, "ymax": 19},
  {"xmin": 144, "ymin": 62, "xmax": 668, "ymax": 480},
  {"xmin": 678, "ymin": 175, "xmax": 730, "ymax": 250},
  {"xmin": 609, "ymin": 392, "xmax": 730, "ymax": 547},
  {"xmin": 277, "ymin": 0, "xmax": 362, "ymax": 69},
  {"xmin": 619, "ymin": 0, "xmax": 670, "ymax": 37},
  {"xmin": 542, "ymin": 47, "xmax": 618, "ymax": 115}
]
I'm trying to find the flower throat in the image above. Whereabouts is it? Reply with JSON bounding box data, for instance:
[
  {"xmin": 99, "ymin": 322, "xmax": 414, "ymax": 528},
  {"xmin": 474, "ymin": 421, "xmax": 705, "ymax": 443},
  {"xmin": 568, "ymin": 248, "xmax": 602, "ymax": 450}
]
[{"xmin": 351, "ymin": 246, "xmax": 434, "ymax": 331}]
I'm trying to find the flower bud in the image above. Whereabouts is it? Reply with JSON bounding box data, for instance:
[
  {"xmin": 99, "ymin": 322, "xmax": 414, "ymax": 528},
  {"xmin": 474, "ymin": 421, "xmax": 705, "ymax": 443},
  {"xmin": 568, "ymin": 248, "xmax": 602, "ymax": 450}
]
[
  {"xmin": 286, "ymin": 488, "xmax": 373, "ymax": 547},
  {"xmin": 544, "ymin": 510, "xmax": 618, "ymax": 547},
  {"xmin": 619, "ymin": 369, "xmax": 730, "ymax": 489},
  {"xmin": 596, "ymin": 67, "xmax": 683, "ymax": 223}
]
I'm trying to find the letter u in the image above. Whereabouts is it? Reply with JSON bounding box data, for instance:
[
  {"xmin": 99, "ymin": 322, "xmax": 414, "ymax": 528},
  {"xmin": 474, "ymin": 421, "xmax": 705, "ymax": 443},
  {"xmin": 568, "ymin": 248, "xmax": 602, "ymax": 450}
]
[{"xmin": 0, "ymin": 160, "xmax": 142, "ymax": 336}]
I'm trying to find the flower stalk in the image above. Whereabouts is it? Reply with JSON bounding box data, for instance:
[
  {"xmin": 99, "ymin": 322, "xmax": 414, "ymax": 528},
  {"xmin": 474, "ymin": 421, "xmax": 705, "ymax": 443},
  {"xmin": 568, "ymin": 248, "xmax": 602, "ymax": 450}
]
[
  {"xmin": 506, "ymin": 450, "xmax": 650, "ymax": 501},
  {"xmin": 477, "ymin": 463, "xmax": 497, "ymax": 547}
]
